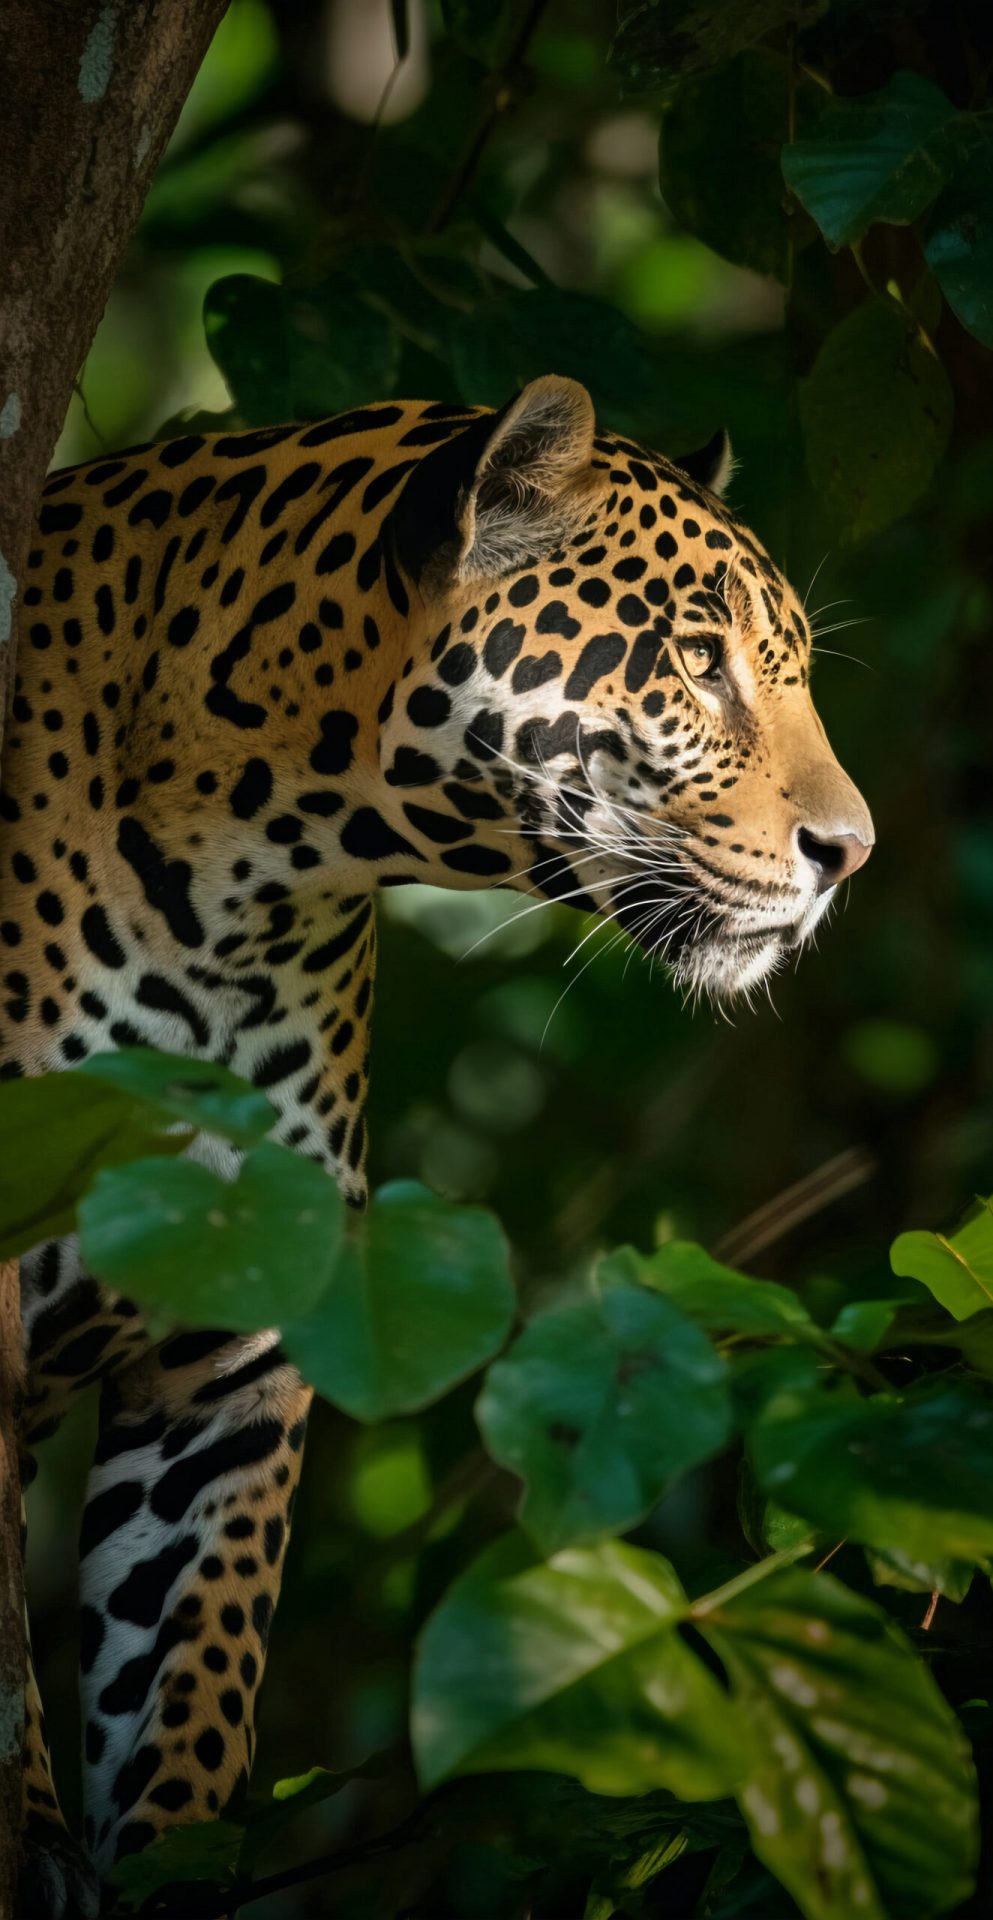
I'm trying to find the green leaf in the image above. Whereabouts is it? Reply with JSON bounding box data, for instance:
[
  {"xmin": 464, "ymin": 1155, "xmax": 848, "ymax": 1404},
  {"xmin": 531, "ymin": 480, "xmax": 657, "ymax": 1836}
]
[
  {"xmin": 205, "ymin": 272, "xmax": 398, "ymax": 426},
  {"xmin": 204, "ymin": 274, "xmax": 291, "ymax": 424},
  {"xmin": 829, "ymin": 1299, "xmax": 900, "ymax": 1352},
  {"xmin": 285, "ymin": 1181, "xmax": 514, "ymax": 1421},
  {"xmin": 412, "ymin": 1533, "xmax": 743, "ymax": 1799},
  {"xmin": 610, "ymin": 0, "xmax": 828, "ymax": 98},
  {"xmin": 601, "ymin": 1242, "xmax": 816, "ymax": 1339},
  {"xmin": 782, "ymin": 72, "xmax": 957, "ymax": 248},
  {"xmin": 799, "ymin": 298, "xmax": 953, "ymax": 542},
  {"xmin": 924, "ymin": 118, "xmax": 993, "ymax": 347},
  {"xmin": 77, "ymin": 1048, "xmax": 276, "ymax": 1146},
  {"xmin": 866, "ymin": 1544, "xmax": 975, "ymax": 1603},
  {"xmin": 701, "ymin": 1569, "xmax": 977, "ymax": 1919},
  {"xmin": 79, "ymin": 1142, "xmax": 343, "ymax": 1331},
  {"xmin": 447, "ymin": 289, "xmax": 660, "ymax": 439},
  {"xmin": 0, "ymin": 1071, "xmax": 185, "ymax": 1258},
  {"xmin": 751, "ymin": 1378, "xmax": 993, "ymax": 1562},
  {"xmin": 891, "ymin": 1194, "xmax": 993, "ymax": 1319},
  {"xmin": 108, "ymin": 1821, "xmax": 243, "ymax": 1903},
  {"xmin": 241, "ymin": 1752, "xmax": 393, "ymax": 1871},
  {"xmin": 475, "ymin": 1282, "xmax": 732, "ymax": 1552},
  {"xmin": 660, "ymin": 53, "xmax": 794, "ymax": 280}
]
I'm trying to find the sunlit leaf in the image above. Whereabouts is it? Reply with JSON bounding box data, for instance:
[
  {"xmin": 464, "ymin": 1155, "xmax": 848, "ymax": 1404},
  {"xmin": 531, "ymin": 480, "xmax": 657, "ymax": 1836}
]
[
  {"xmin": 751, "ymin": 1377, "xmax": 993, "ymax": 1562},
  {"xmin": 891, "ymin": 1194, "xmax": 993, "ymax": 1320},
  {"xmin": 412, "ymin": 1533, "xmax": 742, "ymax": 1798},
  {"xmin": 476, "ymin": 1281, "xmax": 732, "ymax": 1552},
  {"xmin": 701, "ymin": 1570, "xmax": 977, "ymax": 1919},
  {"xmin": 782, "ymin": 72, "xmax": 956, "ymax": 248},
  {"xmin": 601, "ymin": 1242, "xmax": 817, "ymax": 1339}
]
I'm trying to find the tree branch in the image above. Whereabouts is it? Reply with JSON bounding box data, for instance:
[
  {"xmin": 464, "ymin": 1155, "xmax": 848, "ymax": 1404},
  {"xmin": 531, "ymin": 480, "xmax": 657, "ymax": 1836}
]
[{"xmin": 0, "ymin": 5, "xmax": 230, "ymax": 1906}]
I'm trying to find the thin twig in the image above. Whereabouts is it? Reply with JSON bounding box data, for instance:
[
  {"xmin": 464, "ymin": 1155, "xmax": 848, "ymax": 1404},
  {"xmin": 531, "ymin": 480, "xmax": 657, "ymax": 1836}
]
[
  {"xmin": 428, "ymin": 0, "xmax": 549, "ymax": 233},
  {"xmin": 714, "ymin": 1146, "xmax": 876, "ymax": 1267}
]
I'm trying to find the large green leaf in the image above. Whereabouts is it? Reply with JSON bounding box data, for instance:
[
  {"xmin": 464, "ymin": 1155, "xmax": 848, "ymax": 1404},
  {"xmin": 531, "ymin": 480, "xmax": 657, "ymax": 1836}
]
[
  {"xmin": 77, "ymin": 1049, "xmax": 276, "ymax": 1146},
  {"xmin": 475, "ymin": 1282, "xmax": 732, "ymax": 1552},
  {"xmin": 0, "ymin": 1051, "xmax": 274, "ymax": 1259},
  {"xmin": 447, "ymin": 289, "xmax": 660, "ymax": 437},
  {"xmin": 412, "ymin": 1534, "xmax": 742, "ymax": 1799},
  {"xmin": 109, "ymin": 1822, "xmax": 243, "ymax": 1905},
  {"xmin": 285, "ymin": 1181, "xmax": 514, "ymax": 1421},
  {"xmin": 925, "ymin": 119, "xmax": 993, "ymax": 347},
  {"xmin": 601, "ymin": 1242, "xmax": 817, "ymax": 1339},
  {"xmin": 205, "ymin": 271, "xmax": 398, "ymax": 426},
  {"xmin": 701, "ymin": 1570, "xmax": 977, "ymax": 1919},
  {"xmin": 79, "ymin": 1142, "xmax": 343, "ymax": 1330},
  {"xmin": 750, "ymin": 1377, "xmax": 993, "ymax": 1561},
  {"xmin": 782, "ymin": 72, "xmax": 957, "ymax": 248},
  {"xmin": 660, "ymin": 53, "xmax": 795, "ymax": 280},
  {"xmin": 890, "ymin": 1194, "xmax": 993, "ymax": 1319},
  {"xmin": 799, "ymin": 297, "xmax": 953, "ymax": 541},
  {"xmin": 610, "ymin": 0, "xmax": 827, "ymax": 98}
]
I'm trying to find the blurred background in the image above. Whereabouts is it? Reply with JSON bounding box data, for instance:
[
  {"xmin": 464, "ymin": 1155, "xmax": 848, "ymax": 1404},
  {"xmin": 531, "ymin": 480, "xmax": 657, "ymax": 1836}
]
[{"xmin": 29, "ymin": 1, "xmax": 993, "ymax": 1911}]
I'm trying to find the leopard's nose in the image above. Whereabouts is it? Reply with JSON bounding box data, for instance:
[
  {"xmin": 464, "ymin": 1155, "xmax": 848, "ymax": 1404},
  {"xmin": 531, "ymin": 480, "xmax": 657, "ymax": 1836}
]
[{"xmin": 796, "ymin": 825, "xmax": 873, "ymax": 894}]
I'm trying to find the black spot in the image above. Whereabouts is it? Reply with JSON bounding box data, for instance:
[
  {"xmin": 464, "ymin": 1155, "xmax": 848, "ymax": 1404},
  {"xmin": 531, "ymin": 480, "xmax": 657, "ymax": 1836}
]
[
  {"xmin": 438, "ymin": 643, "xmax": 476, "ymax": 687},
  {"xmin": 168, "ymin": 606, "xmax": 200, "ymax": 648},
  {"xmin": 441, "ymin": 844, "xmax": 511, "ymax": 876},
  {"xmin": 253, "ymin": 1039, "xmax": 312, "ymax": 1088},
  {"xmin": 112, "ymin": 1745, "xmax": 161, "ymax": 1814},
  {"xmin": 578, "ymin": 578, "xmax": 610, "ymax": 608},
  {"xmin": 81, "ymin": 904, "xmax": 126, "ymax": 969},
  {"xmin": 302, "ymin": 903, "xmax": 371, "ymax": 974},
  {"xmin": 78, "ymin": 1605, "xmax": 104, "ymax": 1674},
  {"xmin": 194, "ymin": 1728, "xmax": 225, "ymax": 1772},
  {"xmin": 535, "ymin": 601, "xmax": 580, "ymax": 640},
  {"xmin": 220, "ymin": 1689, "xmax": 244, "ymax": 1726},
  {"xmin": 149, "ymin": 1778, "xmax": 194, "ymax": 1812},
  {"xmin": 80, "ymin": 1480, "xmax": 144, "ymax": 1557},
  {"xmin": 384, "ymin": 746, "xmax": 439, "ymax": 787},
  {"xmin": 310, "ymin": 710, "xmax": 358, "ymax": 777},
  {"xmin": 263, "ymin": 1516, "xmax": 285, "ymax": 1566},
  {"xmin": 483, "ymin": 619, "xmax": 525, "ymax": 679},
  {"xmin": 230, "ymin": 759, "xmax": 273, "ymax": 820},
  {"xmin": 108, "ymin": 1536, "xmax": 198, "ymax": 1627},
  {"xmin": 465, "ymin": 709, "xmax": 504, "ymax": 760},
  {"xmin": 151, "ymin": 1420, "xmax": 284, "ymax": 1523},
  {"xmin": 117, "ymin": 818, "xmax": 204, "ymax": 948},
  {"xmin": 135, "ymin": 974, "xmax": 209, "ymax": 1047},
  {"xmin": 340, "ymin": 808, "xmax": 424, "ymax": 863},
  {"xmin": 625, "ymin": 632, "xmax": 659, "ymax": 693},
  {"xmin": 512, "ymin": 651, "xmax": 562, "ymax": 693},
  {"xmin": 564, "ymin": 633, "xmax": 626, "ymax": 699},
  {"xmin": 403, "ymin": 804, "xmax": 470, "ymax": 845},
  {"xmin": 407, "ymin": 686, "xmax": 450, "ymax": 727},
  {"xmin": 616, "ymin": 593, "xmax": 649, "ymax": 627}
]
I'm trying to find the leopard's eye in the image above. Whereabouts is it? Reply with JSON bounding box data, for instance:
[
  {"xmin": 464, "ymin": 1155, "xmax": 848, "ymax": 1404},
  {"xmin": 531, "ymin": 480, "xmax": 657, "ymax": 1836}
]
[{"xmin": 677, "ymin": 635, "xmax": 722, "ymax": 680}]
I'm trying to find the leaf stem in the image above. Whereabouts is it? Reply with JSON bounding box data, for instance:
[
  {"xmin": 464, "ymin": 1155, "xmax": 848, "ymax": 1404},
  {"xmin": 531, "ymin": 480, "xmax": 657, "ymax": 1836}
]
[{"xmin": 692, "ymin": 1539, "xmax": 816, "ymax": 1616}]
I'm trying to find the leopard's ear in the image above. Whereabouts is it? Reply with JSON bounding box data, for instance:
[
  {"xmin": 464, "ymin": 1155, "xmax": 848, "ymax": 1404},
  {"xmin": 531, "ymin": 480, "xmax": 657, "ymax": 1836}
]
[
  {"xmin": 675, "ymin": 427, "xmax": 734, "ymax": 498},
  {"xmin": 390, "ymin": 377, "xmax": 596, "ymax": 589}
]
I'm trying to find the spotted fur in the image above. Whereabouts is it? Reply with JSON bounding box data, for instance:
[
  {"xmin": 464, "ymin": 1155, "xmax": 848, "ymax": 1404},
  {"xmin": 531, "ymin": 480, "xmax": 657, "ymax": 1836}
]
[{"xmin": 1, "ymin": 377, "xmax": 871, "ymax": 1906}]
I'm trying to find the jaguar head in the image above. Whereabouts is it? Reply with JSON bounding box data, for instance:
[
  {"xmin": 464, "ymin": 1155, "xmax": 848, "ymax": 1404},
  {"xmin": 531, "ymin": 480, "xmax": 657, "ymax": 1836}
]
[{"xmin": 382, "ymin": 375, "xmax": 873, "ymax": 1003}]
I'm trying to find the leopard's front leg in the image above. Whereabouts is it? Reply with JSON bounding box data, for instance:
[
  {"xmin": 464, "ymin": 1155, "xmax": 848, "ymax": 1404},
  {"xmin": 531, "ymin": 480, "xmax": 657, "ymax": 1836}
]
[{"xmin": 78, "ymin": 1328, "xmax": 309, "ymax": 1873}]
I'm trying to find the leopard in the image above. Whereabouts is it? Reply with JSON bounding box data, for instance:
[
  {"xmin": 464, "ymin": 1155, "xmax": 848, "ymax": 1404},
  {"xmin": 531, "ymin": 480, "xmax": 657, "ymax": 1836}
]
[{"xmin": 0, "ymin": 375, "xmax": 873, "ymax": 1914}]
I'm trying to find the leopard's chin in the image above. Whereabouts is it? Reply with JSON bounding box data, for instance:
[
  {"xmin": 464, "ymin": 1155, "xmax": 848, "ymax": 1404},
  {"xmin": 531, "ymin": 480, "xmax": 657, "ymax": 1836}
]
[{"xmin": 673, "ymin": 929, "xmax": 786, "ymax": 1005}]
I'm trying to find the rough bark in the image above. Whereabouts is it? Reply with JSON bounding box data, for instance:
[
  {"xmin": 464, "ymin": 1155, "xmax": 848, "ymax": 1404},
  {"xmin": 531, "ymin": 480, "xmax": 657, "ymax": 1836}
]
[{"xmin": 0, "ymin": 4, "xmax": 229, "ymax": 1908}]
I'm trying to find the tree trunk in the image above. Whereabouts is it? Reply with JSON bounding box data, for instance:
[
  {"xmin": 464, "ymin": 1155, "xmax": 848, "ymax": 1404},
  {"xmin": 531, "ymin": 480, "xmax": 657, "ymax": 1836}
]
[{"xmin": 0, "ymin": 4, "xmax": 229, "ymax": 1907}]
